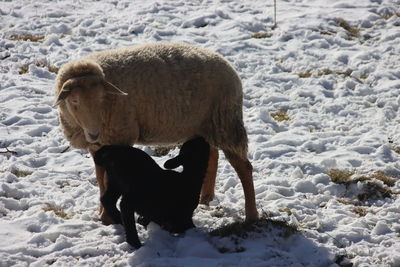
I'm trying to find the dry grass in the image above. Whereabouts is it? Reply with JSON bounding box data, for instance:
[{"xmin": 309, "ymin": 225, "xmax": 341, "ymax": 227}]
[
  {"xmin": 351, "ymin": 207, "xmax": 369, "ymax": 217},
  {"xmin": 9, "ymin": 34, "xmax": 45, "ymax": 42},
  {"xmin": 363, "ymin": 171, "xmax": 397, "ymax": 187},
  {"xmin": 43, "ymin": 203, "xmax": 71, "ymax": 219},
  {"xmin": 328, "ymin": 169, "xmax": 354, "ymax": 184},
  {"xmin": 390, "ymin": 145, "xmax": 400, "ymax": 155},
  {"xmin": 153, "ymin": 145, "xmax": 179, "ymax": 157},
  {"xmin": 337, "ymin": 18, "xmax": 360, "ymax": 36},
  {"xmin": 329, "ymin": 169, "xmax": 399, "ymax": 202},
  {"xmin": 271, "ymin": 109, "xmax": 290, "ymax": 122},
  {"xmin": 11, "ymin": 169, "xmax": 33, "ymax": 178},
  {"xmin": 209, "ymin": 217, "xmax": 298, "ymax": 239},
  {"xmin": 298, "ymin": 68, "xmax": 365, "ymax": 81},
  {"xmin": 376, "ymin": 9, "xmax": 400, "ymax": 20},
  {"xmin": 251, "ymin": 32, "xmax": 272, "ymax": 39},
  {"xmin": 298, "ymin": 71, "xmax": 312, "ymax": 78},
  {"xmin": 320, "ymin": 30, "xmax": 336, "ymax": 36},
  {"xmin": 19, "ymin": 60, "xmax": 59, "ymax": 75},
  {"xmin": 317, "ymin": 68, "xmax": 353, "ymax": 78}
]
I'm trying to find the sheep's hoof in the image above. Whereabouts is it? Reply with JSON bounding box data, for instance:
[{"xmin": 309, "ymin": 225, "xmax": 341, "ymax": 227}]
[
  {"xmin": 199, "ymin": 193, "xmax": 214, "ymax": 205},
  {"xmin": 100, "ymin": 211, "xmax": 117, "ymax": 225},
  {"xmin": 245, "ymin": 209, "xmax": 259, "ymax": 222}
]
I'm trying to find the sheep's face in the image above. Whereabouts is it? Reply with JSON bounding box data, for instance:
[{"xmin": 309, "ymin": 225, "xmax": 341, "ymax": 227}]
[{"xmin": 55, "ymin": 75, "xmax": 127, "ymax": 144}]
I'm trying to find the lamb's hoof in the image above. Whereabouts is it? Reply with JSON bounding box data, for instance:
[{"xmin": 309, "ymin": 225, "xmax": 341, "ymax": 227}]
[
  {"xmin": 137, "ymin": 216, "xmax": 151, "ymax": 228},
  {"xmin": 199, "ymin": 193, "xmax": 214, "ymax": 205},
  {"xmin": 127, "ymin": 239, "xmax": 142, "ymax": 249},
  {"xmin": 100, "ymin": 211, "xmax": 116, "ymax": 225}
]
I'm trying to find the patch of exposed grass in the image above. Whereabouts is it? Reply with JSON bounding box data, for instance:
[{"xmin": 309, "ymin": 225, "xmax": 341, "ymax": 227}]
[
  {"xmin": 363, "ymin": 171, "xmax": 397, "ymax": 187},
  {"xmin": 209, "ymin": 214, "xmax": 300, "ymax": 254},
  {"xmin": 279, "ymin": 207, "xmax": 293, "ymax": 216},
  {"xmin": 209, "ymin": 217, "xmax": 299, "ymax": 239},
  {"xmin": 390, "ymin": 145, "xmax": 400, "ymax": 155},
  {"xmin": 320, "ymin": 30, "xmax": 336, "ymax": 36},
  {"xmin": 376, "ymin": 9, "xmax": 400, "ymax": 20},
  {"xmin": 337, "ymin": 18, "xmax": 360, "ymax": 36},
  {"xmin": 11, "ymin": 169, "xmax": 33, "ymax": 178},
  {"xmin": 43, "ymin": 203, "xmax": 71, "ymax": 219},
  {"xmin": 336, "ymin": 198, "xmax": 360, "ymax": 206},
  {"xmin": 351, "ymin": 207, "xmax": 369, "ymax": 217},
  {"xmin": 271, "ymin": 109, "xmax": 290, "ymax": 122},
  {"xmin": 328, "ymin": 169, "xmax": 354, "ymax": 184},
  {"xmin": 9, "ymin": 34, "xmax": 45, "ymax": 42},
  {"xmin": 329, "ymin": 169, "xmax": 399, "ymax": 202},
  {"xmin": 19, "ymin": 60, "xmax": 59, "ymax": 75},
  {"xmin": 153, "ymin": 145, "xmax": 179, "ymax": 157},
  {"xmin": 251, "ymin": 32, "xmax": 272, "ymax": 39},
  {"xmin": 298, "ymin": 71, "xmax": 312, "ymax": 78},
  {"xmin": 317, "ymin": 68, "xmax": 353, "ymax": 78},
  {"xmin": 357, "ymin": 181, "xmax": 393, "ymax": 201}
]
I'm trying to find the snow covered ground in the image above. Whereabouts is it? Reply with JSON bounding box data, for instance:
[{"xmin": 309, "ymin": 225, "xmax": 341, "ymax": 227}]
[{"xmin": 1, "ymin": 0, "xmax": 400, "ymax": 266}]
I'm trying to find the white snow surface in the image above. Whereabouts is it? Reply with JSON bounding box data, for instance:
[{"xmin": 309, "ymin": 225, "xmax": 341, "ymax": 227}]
[{"xmin": 1, "ymin": 0, "xmax": 400, "ymax": 266}]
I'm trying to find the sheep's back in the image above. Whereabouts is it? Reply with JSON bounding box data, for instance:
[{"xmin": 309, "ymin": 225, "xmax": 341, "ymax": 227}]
[{"xmin": 87, "ymin": 43, "xmax": 243, "ymax": 145}]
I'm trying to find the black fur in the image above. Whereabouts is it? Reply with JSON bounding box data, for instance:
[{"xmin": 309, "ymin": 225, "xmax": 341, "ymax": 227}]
[{"xmin": 94, "ymin": 137, "xmax": 210, "ymax": 248}]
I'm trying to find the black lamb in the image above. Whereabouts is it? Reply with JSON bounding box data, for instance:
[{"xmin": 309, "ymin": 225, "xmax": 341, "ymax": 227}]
[{"xmin": 93, "ymin": 137, "xmax": 210, "ymax": 248}]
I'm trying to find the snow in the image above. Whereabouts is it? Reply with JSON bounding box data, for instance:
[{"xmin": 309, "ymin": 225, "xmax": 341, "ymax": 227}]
[{"xmin": 1, "ymin": 0, "xmax": 400, "ymax": 266}]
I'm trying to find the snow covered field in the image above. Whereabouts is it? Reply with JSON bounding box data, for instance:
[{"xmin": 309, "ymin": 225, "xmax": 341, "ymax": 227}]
[{"xmin": 1, "ymin": 0, "xmax": 400, "ymax": 266}]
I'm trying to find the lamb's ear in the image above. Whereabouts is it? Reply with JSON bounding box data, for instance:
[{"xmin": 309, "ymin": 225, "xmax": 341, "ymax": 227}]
[
  {"xmin": 164, "ymin": 155, "xmax": 183, "ymax": 169},
  {"xmin": 53, "ymin": 81, "xmax": 73, "ymax": 107},
  {"xmin": 103, "ymin": 81, "xmax": 128, "ymax": 96},
  {"xmin": 93, "ymin": 148, "xmax": 108, "ymax": 166}
]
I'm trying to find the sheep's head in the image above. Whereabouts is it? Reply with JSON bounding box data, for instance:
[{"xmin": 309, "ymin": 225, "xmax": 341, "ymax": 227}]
[{"xmin": 54, "ymin": 69, "xmax": 127, "ymax": 144}]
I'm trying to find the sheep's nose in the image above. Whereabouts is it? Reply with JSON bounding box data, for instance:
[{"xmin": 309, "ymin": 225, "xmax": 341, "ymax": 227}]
[{"xmin": 89, "ymin": 133, "xmax": 99, "ymax": 141}]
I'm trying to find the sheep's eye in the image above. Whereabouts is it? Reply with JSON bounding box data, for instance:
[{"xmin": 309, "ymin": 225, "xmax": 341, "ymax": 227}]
[
  {"xmin": 68, "ymin": 97, "xmax": 79, "ymax": 106},
  {"xmin": 91, "ymin": 81, "xmax": 100, "ymax": 87}
]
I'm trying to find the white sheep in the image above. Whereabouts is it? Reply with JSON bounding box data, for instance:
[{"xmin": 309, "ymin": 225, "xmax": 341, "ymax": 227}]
[{"xmin": 54, "ymin": 42, "xmax": 258, "ymax": 223}]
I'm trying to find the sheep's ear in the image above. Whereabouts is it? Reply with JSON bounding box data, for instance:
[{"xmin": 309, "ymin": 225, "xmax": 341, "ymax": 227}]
[
  {"xmin": 53, "ymin": 83, "xmax": 73, "ymax": 107},
  {"xmin": 164, "ymin": 155, "xmax": 183, "ymax": 169},
  {"xmin": 103, "ymin": 81, "xmax": 128, "ymax": 96}
]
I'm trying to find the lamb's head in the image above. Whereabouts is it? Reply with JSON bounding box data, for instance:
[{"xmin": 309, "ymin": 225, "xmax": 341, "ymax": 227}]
[
  {"xmin": 164, "ymin": 137, "xmax": 210, "ymax": 170},
  {"xmin": 54, "ymin": 60, "xmax": 127, "ymax": 144},
  {"xmin": 94, "ymin": 145, "xmax": 130, "ymax": 170}
]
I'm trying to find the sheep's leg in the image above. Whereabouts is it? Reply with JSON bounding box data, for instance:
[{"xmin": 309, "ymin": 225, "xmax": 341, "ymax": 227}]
[
  {"xmin": 199, "ymin": 146, "xmax": 218, "ymax": 205},
  {"xmin": 100, "ymin": 185, "xmax": 122, "ymax": 224},
  {"xmin": 93, "ymin": 162, "xmax": 116, "ymax": 225},
  {"xmin": 224, "ymin": 151, "xmax": 259, "ymax": 221},
  {"xmin": 120, "ymin": 197, "xmax": 141, "ymax": 249}
]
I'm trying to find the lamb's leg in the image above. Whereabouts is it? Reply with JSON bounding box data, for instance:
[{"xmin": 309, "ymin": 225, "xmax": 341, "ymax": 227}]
[
  {"xmin": 100, "ymin": 184, "xmax": 122, "ymax": 224},
  {"xmin": 224, "ymin": 151, "xmax": 259, "ymax": 221},
  {"xmin": 120, "ymin": 197, "xmax": 141, "ymax": 249},
  {"xmin": 200, "ymin": 146, "xmax": 218, "ymax": 205}
]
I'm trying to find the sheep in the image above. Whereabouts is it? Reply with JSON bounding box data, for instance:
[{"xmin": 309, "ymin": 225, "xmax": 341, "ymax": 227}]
[
  {"xmin": 54, "ymin": 42, "xmax": 258, "ymax": 224},
  {"xmin": 93, "ymin": 137, "xmax": 210, "ymax": 248}
]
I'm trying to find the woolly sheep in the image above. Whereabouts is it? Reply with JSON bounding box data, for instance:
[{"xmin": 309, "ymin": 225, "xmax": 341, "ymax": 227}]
[
  {"xmin": 94, "ymin": 137, "xmax": 210, "ymax": 248},
  {"xmin": 54, "ymin": 42, "xmax": 258, "ymax": 223}
]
